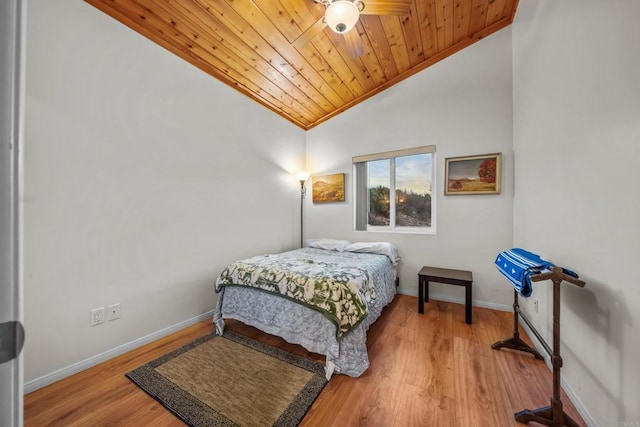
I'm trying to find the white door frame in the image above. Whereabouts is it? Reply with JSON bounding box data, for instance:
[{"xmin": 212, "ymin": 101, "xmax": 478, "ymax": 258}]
[{"xmin": 0, "ymin": 0, "xmax": 26, "ymax": 426}]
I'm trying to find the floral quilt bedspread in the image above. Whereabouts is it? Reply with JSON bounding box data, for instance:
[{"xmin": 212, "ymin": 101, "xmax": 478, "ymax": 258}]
[{"xmin": 215, "ymin": 250, "xmax": 377, "ymax": 339}]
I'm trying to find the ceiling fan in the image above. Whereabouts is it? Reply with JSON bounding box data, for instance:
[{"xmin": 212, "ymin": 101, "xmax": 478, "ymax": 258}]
[{"xmin": 293, "ymin": 0, "xmax": 412, "ymax": 58}]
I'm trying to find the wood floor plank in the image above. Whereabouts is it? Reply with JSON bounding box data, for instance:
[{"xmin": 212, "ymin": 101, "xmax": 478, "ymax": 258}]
[
  {"xmin": 393, "ymin": 383, "xmax": 456, "ymax": 426},
  {"xmin": 24, "ymin": 295, "xmax": 586, "ymax": 426},
  {"xmin": 453, "ymin": 336, "xmax": 514, "ymax": 426}
]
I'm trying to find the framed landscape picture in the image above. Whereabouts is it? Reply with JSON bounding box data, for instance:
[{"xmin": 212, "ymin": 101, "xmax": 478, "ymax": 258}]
[
  {"xmin": 312, "ymin": 173, "xmax": 345, "ymax": 203},
  {"xmin": 444, "ymin": 153, "xmax": 502, "ymax": 195}
]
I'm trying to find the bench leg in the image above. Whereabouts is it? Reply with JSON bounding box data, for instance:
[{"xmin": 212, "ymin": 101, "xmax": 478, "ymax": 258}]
[
  {"xmin": 418, "ymin": 277, "xmax": 424, "ymax": 314},
  {"xmin": 465, "ymin": 282, "xmax": 472, "ymax": 324},
  {"xmin": 425, "ymin": 280, "xmax": 429, "ymax": 302}
]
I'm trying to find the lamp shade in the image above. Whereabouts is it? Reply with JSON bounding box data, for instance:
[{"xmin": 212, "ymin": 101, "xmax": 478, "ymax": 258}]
[
  {"xmin": 325, "ymin": 0, "xmax": 360, "ymax": 34},
  {"xmin": 297, "ymin": 170, "xmax": 311, "ymax": 181}
]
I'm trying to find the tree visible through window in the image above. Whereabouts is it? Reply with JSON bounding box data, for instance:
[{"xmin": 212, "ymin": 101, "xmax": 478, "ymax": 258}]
[{"xmin": 368, "ymin": 159, "xmax": 390, "ymax": 225}]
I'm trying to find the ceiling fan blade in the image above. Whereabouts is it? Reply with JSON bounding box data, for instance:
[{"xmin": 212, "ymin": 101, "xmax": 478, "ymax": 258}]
[
  {"xmin": 344, "ymin": 29, "xmax": 365, "ymax": 58},
  {"xmin": 292, "ymin": 16, "xmax": 327, "ymax": 50},
  {"xmin": 361, "ymin": 0, "xmax": 412, "ymax": 15}
]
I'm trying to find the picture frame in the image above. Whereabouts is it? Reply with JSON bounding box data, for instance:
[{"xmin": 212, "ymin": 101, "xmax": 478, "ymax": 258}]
[
  {"xmin": 444, "ymin": 153, "xmax": 502, "ymax": 195},
  {"xmin": 312, "ymin": 173, "xmax": 345, "ymax": 203}
]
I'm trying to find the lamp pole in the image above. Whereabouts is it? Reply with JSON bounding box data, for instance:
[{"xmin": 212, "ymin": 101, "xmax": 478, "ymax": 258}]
[
  {"xmin": 300, "ymin": 179, "xmax": 306, "ymax": 248},
  {"xmin": 297, "ymin": 171, "xmax": 310, "ymax": 248}
]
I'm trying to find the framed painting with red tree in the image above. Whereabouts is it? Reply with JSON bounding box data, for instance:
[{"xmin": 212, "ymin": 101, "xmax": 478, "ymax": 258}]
[{"xmin": 444, "ymin": 153, "xmax": 502, "ymax": 195}]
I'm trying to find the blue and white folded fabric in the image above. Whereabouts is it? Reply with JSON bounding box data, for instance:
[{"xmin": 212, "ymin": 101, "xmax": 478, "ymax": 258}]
[{"xmin": 495, "ymin": 248, "xmax": 578, "ymax": 297}]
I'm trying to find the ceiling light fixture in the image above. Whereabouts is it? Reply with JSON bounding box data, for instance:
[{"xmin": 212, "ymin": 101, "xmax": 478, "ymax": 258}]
[{"xmin": 324, "ymin": 0, "xmax": 364, "ymax": 34}]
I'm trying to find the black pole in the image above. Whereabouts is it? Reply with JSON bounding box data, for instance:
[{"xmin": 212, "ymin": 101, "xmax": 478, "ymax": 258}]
[{"xmin": 300, "ymin": 180, "xmax": 305, "ymax": 248}]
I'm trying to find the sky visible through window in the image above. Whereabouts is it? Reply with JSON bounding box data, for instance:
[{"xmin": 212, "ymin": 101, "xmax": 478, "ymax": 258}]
[
  {"xmin": 368, "ymin": 159, "xmax": 390, "ymax": 189},
  {"xmin": 368, "ymin": 154, "xmax": 432, "ymax": 195}
]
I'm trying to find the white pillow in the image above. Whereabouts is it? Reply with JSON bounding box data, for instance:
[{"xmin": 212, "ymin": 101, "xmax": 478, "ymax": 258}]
[
  {"xmin": 306, "ymin": 238, "xmax": 351, "ymax": 252},
  {"xmin": 344, "ymin": 241, "xmax": 400, "ymax": 265}
]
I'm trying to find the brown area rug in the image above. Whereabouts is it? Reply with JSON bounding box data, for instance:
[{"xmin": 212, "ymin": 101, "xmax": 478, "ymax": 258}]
[{"xmin": 126, "ymin": 330, "xmax": 327, "ymax": 427}]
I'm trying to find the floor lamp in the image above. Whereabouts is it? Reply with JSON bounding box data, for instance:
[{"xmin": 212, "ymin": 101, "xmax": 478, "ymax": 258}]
[{"xmin": 297, "ymin": 171, "xmax": 310, "ymax": 248}]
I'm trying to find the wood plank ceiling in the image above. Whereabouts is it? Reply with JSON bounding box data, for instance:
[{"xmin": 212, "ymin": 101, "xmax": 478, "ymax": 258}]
[{"xmin": 85, "ymin": 0, "xmax": 519, "ymax": 130}]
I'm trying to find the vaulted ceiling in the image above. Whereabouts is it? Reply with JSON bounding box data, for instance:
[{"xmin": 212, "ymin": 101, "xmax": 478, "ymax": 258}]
[{"xmin": 85, "ymin": 0, "xmax": 519, "ymax": 130}]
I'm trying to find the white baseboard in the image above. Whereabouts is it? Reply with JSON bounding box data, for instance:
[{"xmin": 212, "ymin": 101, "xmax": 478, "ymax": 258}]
[
  {"xmin": 398, "ymin": 289, "xmax": 512, "ymax": 312},
  {"xmin": 518, "ymin": 319, "xmax": 598, "ymax": 427},
  {"xmin": 24, "ymin": 310, "xmax": 214, "ymax": 394},
  {"xmin": 430, "ymin": 292, "xmax": 512, "ymax": 312}
]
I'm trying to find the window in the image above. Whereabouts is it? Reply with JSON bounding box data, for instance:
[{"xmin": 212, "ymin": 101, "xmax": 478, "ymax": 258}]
[{"xmin": 354, "ymin": 146, "xmax": 435, "ymax": 233}]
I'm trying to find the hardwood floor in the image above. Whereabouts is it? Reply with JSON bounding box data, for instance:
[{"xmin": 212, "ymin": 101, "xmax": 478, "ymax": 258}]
[{"xmin": 24, "ymin": 295, "xmax": 585, "ymax": 426}]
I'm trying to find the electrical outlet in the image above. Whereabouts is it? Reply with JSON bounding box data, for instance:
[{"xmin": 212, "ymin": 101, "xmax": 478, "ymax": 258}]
[
  {"xmin": 107, "ymin": 303, "xmax": 121, "ymax": 321},
  {"xmin": 91, "ymin": 307, "xmax": 105, "ymax": 326},
  {"xmin": 533, "ymin": 298, "xmax": 539, "ymax": 313}
]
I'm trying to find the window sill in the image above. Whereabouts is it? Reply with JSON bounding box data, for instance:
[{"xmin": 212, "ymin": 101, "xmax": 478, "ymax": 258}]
[{"xmin": 354, "ymin": 228, "xmax": 436, "ymax": 235}]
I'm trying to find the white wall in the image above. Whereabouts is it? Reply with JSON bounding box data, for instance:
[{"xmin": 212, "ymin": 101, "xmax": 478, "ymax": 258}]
[
  {"xmin": 24, "ymin": 0, "xmax": 305, "ymax": 385},
  {"xmin": 306, "ymin": 29, "xmax": 515, "ymax": 308},
  {"xmin": 512, "ymin": 1, "xmax": 640, "ymax": 425}
]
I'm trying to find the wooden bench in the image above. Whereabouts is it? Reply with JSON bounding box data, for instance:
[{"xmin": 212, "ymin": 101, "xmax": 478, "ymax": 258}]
[{"xmin": 418, "ymin": 266, "xmax": 473, "ymax": 324}]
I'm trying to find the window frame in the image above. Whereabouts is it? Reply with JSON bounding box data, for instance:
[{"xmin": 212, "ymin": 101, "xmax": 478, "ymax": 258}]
[{"xmin": 353, "ymin": 145, "xmax": 436, "ymax": 234}]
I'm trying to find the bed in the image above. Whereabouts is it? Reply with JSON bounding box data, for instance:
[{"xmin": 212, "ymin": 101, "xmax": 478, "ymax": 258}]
[{"xmin": 213, "ymin": 239, "xmax": 399, "ymax": 379}]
